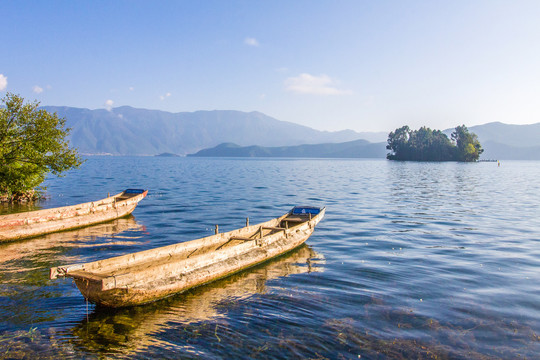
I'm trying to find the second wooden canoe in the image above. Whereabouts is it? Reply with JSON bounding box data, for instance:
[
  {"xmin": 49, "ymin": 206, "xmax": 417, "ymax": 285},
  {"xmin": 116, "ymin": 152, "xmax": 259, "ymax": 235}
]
[
  {"xmin": 50, "ymin": 206, "xmax": 325, "ymax": 308},
  {"xmin": 0, "ymin": 189, "xmax": 148, "ymax": 242}
]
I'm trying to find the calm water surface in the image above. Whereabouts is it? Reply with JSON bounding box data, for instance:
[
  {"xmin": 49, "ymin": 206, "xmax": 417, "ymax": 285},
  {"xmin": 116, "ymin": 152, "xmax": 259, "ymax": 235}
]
[{"xmin": 1, "ymin": 157, "xmax": 539, "ymax": 359}]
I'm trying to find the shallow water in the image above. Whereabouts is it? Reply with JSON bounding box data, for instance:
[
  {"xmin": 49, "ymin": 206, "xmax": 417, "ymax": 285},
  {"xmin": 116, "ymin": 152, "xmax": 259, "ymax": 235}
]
[{"xmin": 1, "ymin": 157, "xmax": 539, "ymax": 359}]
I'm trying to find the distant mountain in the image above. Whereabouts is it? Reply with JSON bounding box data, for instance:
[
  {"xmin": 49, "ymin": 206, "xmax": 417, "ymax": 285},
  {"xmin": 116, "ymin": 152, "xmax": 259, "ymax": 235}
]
[
  {"xmin": 444, "ymin": 122, "xmax": 540, "ymax": 160},
  {"xmin": 42, "ymin": 106, "xmax": 368, "ymax": 155},
  {"xmin": 348, "ymin": 131, "xmax": 388, "ymax": 143},
  {"xmin": 478, "ymin": 141, "xmax": 540, "ymax": 160},
  {"xmin": 40, "ymin": 105, "xmax": 540, "ymax": 159},
  {"xmin": 155, "ymin": 152, "xmax": 181, "ymax": 157},
  {"xmin": 468, "ymin": 122, "xmax": 540, "ymax": 148},
  {"xmin": 188, "ymin": 140, "xmax": 387, "ymax": 158},
  {"xmin": 184, "ymin": 121, "xmax": 540, "ymax": 160}
]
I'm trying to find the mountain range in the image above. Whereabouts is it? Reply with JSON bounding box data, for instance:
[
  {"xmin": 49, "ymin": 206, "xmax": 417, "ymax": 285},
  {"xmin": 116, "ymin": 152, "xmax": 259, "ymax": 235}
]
[
  {"xmin": 42, "ymin": 106, "xmax": 540, "ymax": 159},
  {"xmin": 467, "ymin": 122, "xmax": 540, "ymax": 160},
  {"xmin": 43, "ymin": 106, "xmax": 385, "ymax": 156},
  {"xmin": 188, "ymin": 140, "xmax": 387, "ymax": 158}
]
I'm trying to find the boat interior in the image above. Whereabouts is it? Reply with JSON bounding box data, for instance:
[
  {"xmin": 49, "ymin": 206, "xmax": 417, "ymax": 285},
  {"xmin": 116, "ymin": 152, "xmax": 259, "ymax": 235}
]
[{"xmin": 52, "ymin": 207, "xmax": 322, "ymax": 282}]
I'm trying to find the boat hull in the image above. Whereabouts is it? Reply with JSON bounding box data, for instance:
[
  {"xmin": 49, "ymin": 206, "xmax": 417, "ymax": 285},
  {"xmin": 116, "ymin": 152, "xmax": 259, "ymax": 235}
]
[
  {"xmin": 0, "ymin": 190, "xmax": 147, "ymax": 242},
  {"xmin": 52, "ymin": 207, "xmax": 325, "ymax": 308}
]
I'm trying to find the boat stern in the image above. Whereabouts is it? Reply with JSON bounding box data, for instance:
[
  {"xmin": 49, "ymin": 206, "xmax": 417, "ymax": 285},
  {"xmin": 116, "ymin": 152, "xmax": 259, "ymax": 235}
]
[
  {"xmin": 120, "ymin": 189, "xmax": 148, "ymax": 200},
  {"xmin": 290, "ymin": 206, "xmax": 325, "ymax": 224}
]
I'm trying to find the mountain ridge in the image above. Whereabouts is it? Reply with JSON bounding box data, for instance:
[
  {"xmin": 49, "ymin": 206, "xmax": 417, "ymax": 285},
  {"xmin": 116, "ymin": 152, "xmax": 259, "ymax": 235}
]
[
  {"xmin": 40, "ymin": 105, "xmax": 540, "ymax": 159},
  {"xmin": 188, "ymin": 139, "xmax": 387, "ymax": 158},
  {"xmin": 43, "ymin": 105, "xmax": 374, "ymax": 155}
]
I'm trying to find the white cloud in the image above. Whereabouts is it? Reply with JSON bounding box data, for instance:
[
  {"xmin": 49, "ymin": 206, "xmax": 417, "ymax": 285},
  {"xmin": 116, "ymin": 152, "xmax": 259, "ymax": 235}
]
[
  {"xmin": 33, "ymin": 85, "xmax": 44, "ymax": 94},
  {"xmin": 0, "ymin": 74, "xmax": 7, "ymax": 91},
  {"xmin": 160, "ymin": 92, "xmax": 171, "ymax": 101},
  {"xmin": 129, "ymin": 87, "xmax": 134, "ymax": 91},
  {"xmin": 244, "ymin": 37, "xmax": 259, "ymax": 47},
  {"xmin": 105, "ymin": 99, "xmax": 114, "ymax": 111},
  {"xmin": 285, "ymin": 73, "xmax": 351, "ymax": 95}
]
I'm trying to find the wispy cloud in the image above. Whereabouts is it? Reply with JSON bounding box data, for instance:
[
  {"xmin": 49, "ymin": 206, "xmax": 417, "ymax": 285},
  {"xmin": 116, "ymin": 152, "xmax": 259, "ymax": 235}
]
[
  {"xmin": 33, "ymin": 85, "xmax": 44, "ymax": 94},
  {"xmin": 105, "ymin": 99, "xmax": 114, "ymax": 111},
  {"xmin": 129, "ymin": 86, "xmax": 134, "ymax": 91},
  {"xmin": 0, "ymin": 74, "xmax": 7, "ymax": 91},
  {"xmin": 160, "ymin": 92, "xmax": 171, "ymax": 101},
  {"xmin": 285, "ymin": 73, "xmax": 351, "ymax": 95},
  {"xmin": 244, "ymin": 37, "xmax": 259, "ymax": 47}
]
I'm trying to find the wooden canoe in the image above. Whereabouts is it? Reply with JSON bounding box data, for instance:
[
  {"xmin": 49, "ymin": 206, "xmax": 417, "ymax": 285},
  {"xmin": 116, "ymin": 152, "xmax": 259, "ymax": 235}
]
[
  {"xmin": 50, "ymin": 206, "xmax": 325, "ymax": 308},
  {"xmin": 0, "ymin": 189, "xmax": 148, "ymax": 242}
]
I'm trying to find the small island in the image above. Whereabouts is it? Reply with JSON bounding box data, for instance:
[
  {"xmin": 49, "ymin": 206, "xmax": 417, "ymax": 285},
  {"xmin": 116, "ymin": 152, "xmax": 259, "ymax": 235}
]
[
  {"xmin": 155, "ymin": 152, "xmax": 181, "ymax": 157},
  {"xmin": 386, "ymin": 125, "xmax": 483, "ymax": 162}
]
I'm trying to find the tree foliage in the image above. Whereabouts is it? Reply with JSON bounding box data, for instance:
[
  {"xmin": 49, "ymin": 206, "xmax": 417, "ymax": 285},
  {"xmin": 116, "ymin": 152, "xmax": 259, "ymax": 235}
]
[
  {"xmin": 451, "ymin": 125, "xmax": 484, "ymax": 162},
  {"xmin": 0, "ymin": 93, "xmax": 83, "ymax": 199},
  {"xmin": 386, "ymin": 124, "xmax": 483, "ymax": 162}
]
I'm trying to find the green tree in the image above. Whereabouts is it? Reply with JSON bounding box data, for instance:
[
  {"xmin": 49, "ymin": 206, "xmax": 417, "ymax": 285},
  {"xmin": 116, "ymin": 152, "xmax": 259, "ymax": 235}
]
[
  {"xmin": 0, "ymin": 93, "xmax": 83, "ymax": 201},
  {"xmin": 387, "ymin": 124, "xmax": 481, "ymax": 162},
  {"xmin": 451, "ymin": 125, "xmax": 483, "ymax": 162},
  {"xmin": 386, "ymin": 125, "xmax": 411, "ymax": 160},
  {"xmin": 387, "ymin": 125, "xmax": 455, "ymax": 161}
]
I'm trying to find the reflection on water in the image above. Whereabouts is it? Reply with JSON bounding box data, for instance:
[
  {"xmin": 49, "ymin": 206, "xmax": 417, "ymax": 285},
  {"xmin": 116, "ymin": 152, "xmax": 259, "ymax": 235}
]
[
  {"xmin": 0, "ymin": 201, "xmax": 43, "ymax": 215},
  {"xmin": 71, "ymin": 244, "xmax": 324, "ymax": 354},
  {"xmin": 0, "ymin": 216, "xmax": 144, "ymax": 273},
  {"xmin": 0, "ymin": 216, "xmax": 145, "ymax": 334}
]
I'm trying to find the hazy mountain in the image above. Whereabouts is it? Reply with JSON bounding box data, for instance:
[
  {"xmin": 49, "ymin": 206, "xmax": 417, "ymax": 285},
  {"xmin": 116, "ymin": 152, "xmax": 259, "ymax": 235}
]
[
  {"xmin": 444, "ymin": 122, "xmax": 540, "ymax": 160},
  {"xmin": 348, "ymin": 131, "xmax": 388, "ymax": 143},
  {"xmin": 42, "ymin": 106, "xmax": 368, "ymax": 155},
  {"xmin": 188, "ymin": 140, "xmax": 387, "ymax": 158},
  {"xmin": 468, "ymin": 122, "xmax": 540, "ymax": 148},
  {"xmin": 478, "ymin": 141, "xmax": 540, "ymax": 160},
  {"xmin": 40, "ymin": 105, "xmax": 540, "ymax": 159}
]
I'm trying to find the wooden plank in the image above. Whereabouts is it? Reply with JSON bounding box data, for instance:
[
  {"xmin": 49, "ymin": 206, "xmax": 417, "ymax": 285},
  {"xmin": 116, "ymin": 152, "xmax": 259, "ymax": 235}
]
[
  {"xmin": 230, "ymin": 236, "xmax": 256, "ymax": 241},
  {"xmin": 262, "ymin": 226, "xmax": 286, "ymax": 231},
  {"xmin": 68, "ymin": 270, "xmax": 108, "ymax": 282},
  {"xmin": 283, "ymin": 217, "xmax": 305, "ymax": 222}
]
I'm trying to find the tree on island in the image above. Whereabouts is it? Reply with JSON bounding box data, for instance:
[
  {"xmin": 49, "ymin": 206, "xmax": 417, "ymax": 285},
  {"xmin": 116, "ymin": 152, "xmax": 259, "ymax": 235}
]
[
  {"xmin": 386, "ymin": 125, "xmax": 483, "ymax": 162},
  {"xmin": 0, "ymin": 93, "xmax": 83, "ymax": 202},
  {"xmin": 451, "ymin": 125, "xmax": 484, "ymax": 162}
]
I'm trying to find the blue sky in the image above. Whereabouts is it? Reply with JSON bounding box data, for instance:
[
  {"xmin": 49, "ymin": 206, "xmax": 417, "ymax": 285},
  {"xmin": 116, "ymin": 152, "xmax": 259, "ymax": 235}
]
[{"xmin": 1, "ymin": 1, "xmax": 539, "ymax": 132}]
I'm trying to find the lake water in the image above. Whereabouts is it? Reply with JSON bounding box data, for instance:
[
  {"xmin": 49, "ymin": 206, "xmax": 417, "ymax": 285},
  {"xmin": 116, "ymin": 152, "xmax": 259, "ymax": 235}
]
[{"xmin": 1, "ymin": 157, "xmax": 539, "ymax": 359}]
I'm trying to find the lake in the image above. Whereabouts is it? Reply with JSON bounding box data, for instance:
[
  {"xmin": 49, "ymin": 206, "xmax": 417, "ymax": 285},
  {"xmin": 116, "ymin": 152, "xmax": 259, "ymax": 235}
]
[{"xmin": 1, "ymin": 157, "xmax": 539, "ymax": 359}]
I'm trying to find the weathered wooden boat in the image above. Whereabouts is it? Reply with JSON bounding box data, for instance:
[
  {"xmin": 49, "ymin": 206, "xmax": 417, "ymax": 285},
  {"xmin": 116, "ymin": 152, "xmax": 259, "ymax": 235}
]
[
  {"xmin": 0, "ymin": 189, "xmax": 148, "ymax": 242},
  {"xmin": 50, "ymin": 206, "xmax": 325, "ymax": 307}
]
